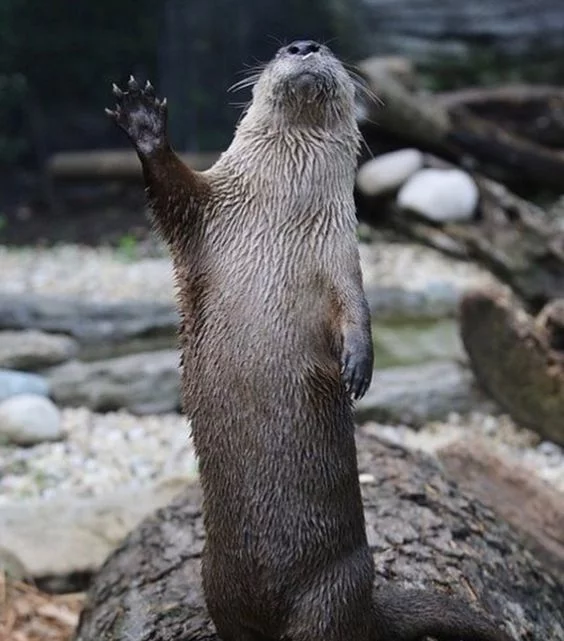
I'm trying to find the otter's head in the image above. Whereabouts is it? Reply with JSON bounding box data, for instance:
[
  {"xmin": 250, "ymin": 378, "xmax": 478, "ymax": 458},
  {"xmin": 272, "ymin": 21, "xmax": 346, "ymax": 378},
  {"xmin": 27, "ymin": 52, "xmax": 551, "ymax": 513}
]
[{"xmin": 242, "ymin": 41, "xmax": 358, "ymax": 130}]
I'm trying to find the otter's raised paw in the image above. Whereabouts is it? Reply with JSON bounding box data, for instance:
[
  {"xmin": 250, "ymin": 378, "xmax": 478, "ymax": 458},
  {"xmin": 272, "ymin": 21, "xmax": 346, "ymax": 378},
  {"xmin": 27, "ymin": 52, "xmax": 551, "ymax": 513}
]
[
  {"xmin": 105, "ymin": 76, "xmax": 168, "ymax": 155},
  {"xmin": 341, "ymin": 335, "xmax": 373, "ymax": 400}
]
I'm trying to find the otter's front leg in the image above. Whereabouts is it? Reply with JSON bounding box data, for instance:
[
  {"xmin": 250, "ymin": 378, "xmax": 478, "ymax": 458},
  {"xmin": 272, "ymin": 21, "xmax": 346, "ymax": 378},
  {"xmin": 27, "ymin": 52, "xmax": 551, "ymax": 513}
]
[
  {"xmin": 106, "ymin": 76, "xmax": 208, "ymax": 244},
  {"xmin": 332, "ymin": 260, "xmax": 374, "ymax": 400},
  {"xmin": 340, "ymin": 296, "xmax": 373, "ymax": 400}
]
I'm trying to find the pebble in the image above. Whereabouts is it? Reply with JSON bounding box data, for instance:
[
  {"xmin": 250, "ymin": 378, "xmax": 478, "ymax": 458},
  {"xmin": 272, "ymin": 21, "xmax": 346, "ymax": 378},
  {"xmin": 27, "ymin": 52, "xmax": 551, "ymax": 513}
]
[
  {"xmin": 0, "ymin": 407, "xmax": 197, "ymax": 505},
  {"xmin": 0, "ymin": 330, "xmax": 78, "ymax": 371},
  {"xmin": 397, "ymin": 168, "xmax": 479, "ymax": 223},
  {"xmin": 0, "ymin": 394, "xmax": 62, "ymax": 446},
  {"xmin": 0, "ymin": 369, "xmax": 50, "ymax": 402},
  {"xmin": 356, "ymin": 148, "xmax": 424, "ymax": 197}
]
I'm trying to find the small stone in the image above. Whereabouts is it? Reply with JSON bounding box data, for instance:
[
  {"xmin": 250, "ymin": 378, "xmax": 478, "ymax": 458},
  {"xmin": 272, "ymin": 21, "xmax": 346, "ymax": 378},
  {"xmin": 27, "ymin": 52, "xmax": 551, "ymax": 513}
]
[
  {"xmin": 356, "ymin": 149, "xmax": 424, "ymax": 197},
  {"xmin": 0, "ymin": 394, "xmax": 63, "ymax": 445},
  {"xmin": 0, "ymin": 369, "xmax": 50, "ymax": 402},
  {"xmin": 397, "ymin": 168, "xmax": 479, "ymax": 222},
  {"xmin": 0, "ymin": 545, "xmax": 30, "ymax": 582},
  {"xmin": 0, "ymin": 330, "xmax": 78, "ymax": 371}
]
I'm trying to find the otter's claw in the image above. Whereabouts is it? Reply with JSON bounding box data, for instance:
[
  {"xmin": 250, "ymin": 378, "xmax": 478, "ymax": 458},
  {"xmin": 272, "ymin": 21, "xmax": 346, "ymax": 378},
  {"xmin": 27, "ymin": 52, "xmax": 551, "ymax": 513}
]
[
  {"xmin": 341, "ymin": 332, "xmax": 373, "ymax": 400},
  {"xmin": 105, "ymin": 76, "xmax": 168, "ymax": 156}
]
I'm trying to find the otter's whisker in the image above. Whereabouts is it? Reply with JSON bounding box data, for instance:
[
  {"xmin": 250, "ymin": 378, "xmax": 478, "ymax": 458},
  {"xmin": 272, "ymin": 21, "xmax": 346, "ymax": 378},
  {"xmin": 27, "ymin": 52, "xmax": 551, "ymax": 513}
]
[{"xmin": 228, "ymin": 74, "xmax": 262, "ymax": 93}]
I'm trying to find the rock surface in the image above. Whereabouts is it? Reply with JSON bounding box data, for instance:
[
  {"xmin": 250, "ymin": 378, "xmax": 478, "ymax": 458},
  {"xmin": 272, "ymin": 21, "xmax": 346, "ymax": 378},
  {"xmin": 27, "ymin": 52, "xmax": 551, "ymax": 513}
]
[
  {"xmin": 47, "ymin": 350, "xmax": 181, "ymax": 414},
  {"xmin": 397, "ymin": 168, "xmax": 479, "ymax": 222},
  {"xmin": 0, "ymin": 329, "xmax": 78, "ymax": 371},
  {"xmin": 356, "ymin": 148, "xmax": 424, "ymax": 197},
  {"xmin": 0, "ymin": 369, "xmax": 49, "ymax": 402},
  {"xmin": 355, "ymin": 361, "xmax": 497, "ymax": 426},
  {"xmin": 0, "ymin": 293, "xmax": 179, "ymax": 359},
  {"xmin": 0, "ymin": 545, "xmax": 30, "ymax": 582},
  {"xmin": 0, "ymin": 394, "xmax": 63, "ymax": 446},
  {"xmin": 0, "ymin": 477, "xmax": 191, "ymax": 578}
]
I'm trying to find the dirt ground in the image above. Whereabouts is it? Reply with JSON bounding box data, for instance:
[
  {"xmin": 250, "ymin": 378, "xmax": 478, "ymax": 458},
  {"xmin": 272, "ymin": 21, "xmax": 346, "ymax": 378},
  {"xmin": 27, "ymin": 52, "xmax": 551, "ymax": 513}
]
[{"xmin": 0, "ymin": 575, "xmax": 84, "ymax": 641}]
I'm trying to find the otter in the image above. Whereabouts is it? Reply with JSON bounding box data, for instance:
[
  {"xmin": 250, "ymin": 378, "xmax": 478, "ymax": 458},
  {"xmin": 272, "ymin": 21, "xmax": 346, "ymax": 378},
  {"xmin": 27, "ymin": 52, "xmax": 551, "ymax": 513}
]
[{"xmin": 107, "ymin": 41, "xmax": 513, "ymax": 641}]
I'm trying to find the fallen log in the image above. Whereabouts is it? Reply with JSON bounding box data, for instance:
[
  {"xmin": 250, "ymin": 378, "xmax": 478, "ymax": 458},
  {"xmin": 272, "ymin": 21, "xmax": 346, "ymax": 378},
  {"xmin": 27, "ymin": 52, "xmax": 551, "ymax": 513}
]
[
  {"xmin": 74, "ymin": 430, "xmax": 563, "ymax": 641},
  {"xmin": 459, "ymin": 286, "xmax": 564, "ymax": 447},
  {"xmin": 357, "ymin": 61, "xmax": 564, "ymax": 192},
  {"xmin": 436, "ymin": 84, "xmax": 564, "ymax": 149},
  {"xmin": 438, "ymin": 437, "xmax": 564, "ymax": 577},
  {"xmin": 47, "ymin": 150, "xmax": 220, "ymax": 181}
]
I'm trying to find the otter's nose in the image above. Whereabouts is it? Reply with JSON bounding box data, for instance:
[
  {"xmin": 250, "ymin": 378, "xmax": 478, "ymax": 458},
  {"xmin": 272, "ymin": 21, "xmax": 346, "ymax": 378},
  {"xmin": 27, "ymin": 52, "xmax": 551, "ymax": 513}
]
[{"xmin": 286, "ymin": 41, "xmax": 321, "ymax": 56}]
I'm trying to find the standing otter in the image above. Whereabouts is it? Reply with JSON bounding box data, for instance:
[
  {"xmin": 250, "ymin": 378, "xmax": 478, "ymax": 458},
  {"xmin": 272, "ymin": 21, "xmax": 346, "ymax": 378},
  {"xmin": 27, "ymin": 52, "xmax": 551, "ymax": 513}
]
[{"xmin": 107, "ymin": 41, "xmax": 512, "ymax": 641}]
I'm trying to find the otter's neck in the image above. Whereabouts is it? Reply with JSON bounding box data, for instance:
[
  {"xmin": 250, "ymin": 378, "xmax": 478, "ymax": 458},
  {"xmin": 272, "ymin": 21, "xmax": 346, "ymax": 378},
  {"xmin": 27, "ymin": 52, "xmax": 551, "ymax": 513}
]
[{"xmin": 218, "ymin": 102, "xmax": 361, "ymax": 186}]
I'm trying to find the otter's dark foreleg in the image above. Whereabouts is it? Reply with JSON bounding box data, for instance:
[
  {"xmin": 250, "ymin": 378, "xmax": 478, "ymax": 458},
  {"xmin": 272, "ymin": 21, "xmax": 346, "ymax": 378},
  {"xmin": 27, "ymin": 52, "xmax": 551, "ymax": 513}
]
[
  {"xmin": 106, "ymin": 76, "xmax": 207, "ymax": 244},
  {"xmin": 333, "ymin": 261, "xmax": 374, "ymax": 400},
  {"xmin": 372, "ymin": 586, "xmax": 514, "ymax": 641}
]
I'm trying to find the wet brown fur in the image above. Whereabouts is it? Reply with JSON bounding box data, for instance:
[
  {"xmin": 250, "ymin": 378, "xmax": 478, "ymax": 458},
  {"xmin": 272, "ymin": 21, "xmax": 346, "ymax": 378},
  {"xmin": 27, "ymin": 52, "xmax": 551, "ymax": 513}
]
[{"xmin": 107, "ymin": 43, "xmax": 513, "ymax": 641}]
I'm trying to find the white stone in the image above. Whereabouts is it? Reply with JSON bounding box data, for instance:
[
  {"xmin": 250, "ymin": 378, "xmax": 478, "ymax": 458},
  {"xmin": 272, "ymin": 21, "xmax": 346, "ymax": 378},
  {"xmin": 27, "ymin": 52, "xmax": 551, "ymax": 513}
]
[
  {"xmin": 397, "ymin": 168, "xmax": 479, "ymax": 222},
  {"xmin": 356, "ymin": 148, "xmax": 424, "ymax": 197},
  {"xmin": 0, "ymin": 394, "xmax": 63, "ymax": 445}
]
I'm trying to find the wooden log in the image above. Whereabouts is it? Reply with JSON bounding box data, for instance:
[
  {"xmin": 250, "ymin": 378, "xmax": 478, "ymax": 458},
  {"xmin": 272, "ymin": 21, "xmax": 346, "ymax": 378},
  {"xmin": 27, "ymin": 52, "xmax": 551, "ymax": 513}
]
[
  {"xmin": 437, "ymin": 85, "xmax": 564, "ymax": 149},
  {"xmin": 438, "ymin": 437, "xmax": 564, "ymax": 577},
  {"xmin": 47, "ymin": 150, "xmax": 221, "ymax": 181},
  {"xmin": 357, "ymin": 62, "xmax": 564, "ymax": 192},
  {"xmin": 459, "ymin": 286, "xmax": 564, "ymax": 447},
  {"xmin": 74, "ymin": 430, "xmax": 564, "ymax": 641}
]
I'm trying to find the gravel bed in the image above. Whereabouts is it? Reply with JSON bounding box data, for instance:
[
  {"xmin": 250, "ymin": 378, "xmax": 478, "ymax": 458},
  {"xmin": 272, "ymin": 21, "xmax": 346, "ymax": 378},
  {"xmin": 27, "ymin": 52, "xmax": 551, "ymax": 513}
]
[
  {"xmin": 0, "ymin": 407, "xmax": 197, "ymax": 505},
  {"xmin": 0, "ymin": 240, "xmax": 495, "ymax": 303},
  {"xmin": 1, "ymin": 408, "xmax": 562, "ymax": 505},
  {"xmin": 367, "ymin": 412, "xmax": 564, "ymax": 493}
]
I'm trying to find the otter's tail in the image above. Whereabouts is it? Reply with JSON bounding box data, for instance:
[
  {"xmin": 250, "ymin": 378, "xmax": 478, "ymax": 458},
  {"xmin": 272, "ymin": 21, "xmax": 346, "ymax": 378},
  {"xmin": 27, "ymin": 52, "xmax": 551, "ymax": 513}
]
[{"xmin": 372, "ymin": 587, "xmax": 514, "ymax": 641}]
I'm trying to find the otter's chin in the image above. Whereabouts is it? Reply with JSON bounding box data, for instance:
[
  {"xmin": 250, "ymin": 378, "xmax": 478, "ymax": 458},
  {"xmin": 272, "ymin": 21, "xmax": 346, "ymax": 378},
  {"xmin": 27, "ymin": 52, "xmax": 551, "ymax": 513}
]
[{"xmin": 292, "ymin": 71, "xmax": 317, "ymax": 91}]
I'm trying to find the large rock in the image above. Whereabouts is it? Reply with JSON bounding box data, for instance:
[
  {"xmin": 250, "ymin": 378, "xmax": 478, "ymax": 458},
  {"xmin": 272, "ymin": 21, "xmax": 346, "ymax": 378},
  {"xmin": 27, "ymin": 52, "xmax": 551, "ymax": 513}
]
[
  {"xmin": 0, "ymin": 369, "xmax": 50, "ymax": 402},
  {"xmin": 0, "ymin": 394, "xmax": 63, "ymax": 445},
  {"xmin": 0, "ymin": 293, "xmax": 179, "ymax": 359},
  {"xmin": 355, "ymin": 361, "xmax": 498, "ymax": 426},
  {"xmin": 0, "ymin": 329, "xmax": 78, "ymax": 371},
  {"xmin": 356, "ymin": 148, "xmax": 424, "ymax": 197},
  {"xmin": 47, "ymin": 350, "xmax": 181, "ymax": 414},
  {"xmin": 397, "ymin": 168, "xmax": 479, "ymax": 223},
  {"xmin": 0, "ymin": 477, "xmax": 191, "ymax": 578}
]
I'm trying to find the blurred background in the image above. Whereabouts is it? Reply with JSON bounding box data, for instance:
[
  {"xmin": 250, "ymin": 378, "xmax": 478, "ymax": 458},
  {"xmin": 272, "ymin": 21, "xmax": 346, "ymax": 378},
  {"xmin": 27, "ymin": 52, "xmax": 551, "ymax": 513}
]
[{"xmin": 2, "ymin": 2, "xmax": 564, "ymax": 641}]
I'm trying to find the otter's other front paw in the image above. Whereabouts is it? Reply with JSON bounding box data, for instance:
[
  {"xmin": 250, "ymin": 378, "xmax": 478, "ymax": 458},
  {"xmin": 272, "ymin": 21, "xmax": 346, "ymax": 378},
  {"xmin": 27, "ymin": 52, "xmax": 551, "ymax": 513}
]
[
  {"xmin": 341, "ymin": 334, "xmax": 373, "ymax": 400},
  {"xmin": 105, "ymin": 76, "xmax": 168, "ymax": 155}
]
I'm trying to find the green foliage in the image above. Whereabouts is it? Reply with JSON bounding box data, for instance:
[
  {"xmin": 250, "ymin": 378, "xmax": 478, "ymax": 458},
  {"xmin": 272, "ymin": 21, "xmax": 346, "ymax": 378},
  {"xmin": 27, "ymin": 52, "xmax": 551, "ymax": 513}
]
[{"xmin": 116, "ymin": 233, "xmax": 139, "ymax": 262}]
